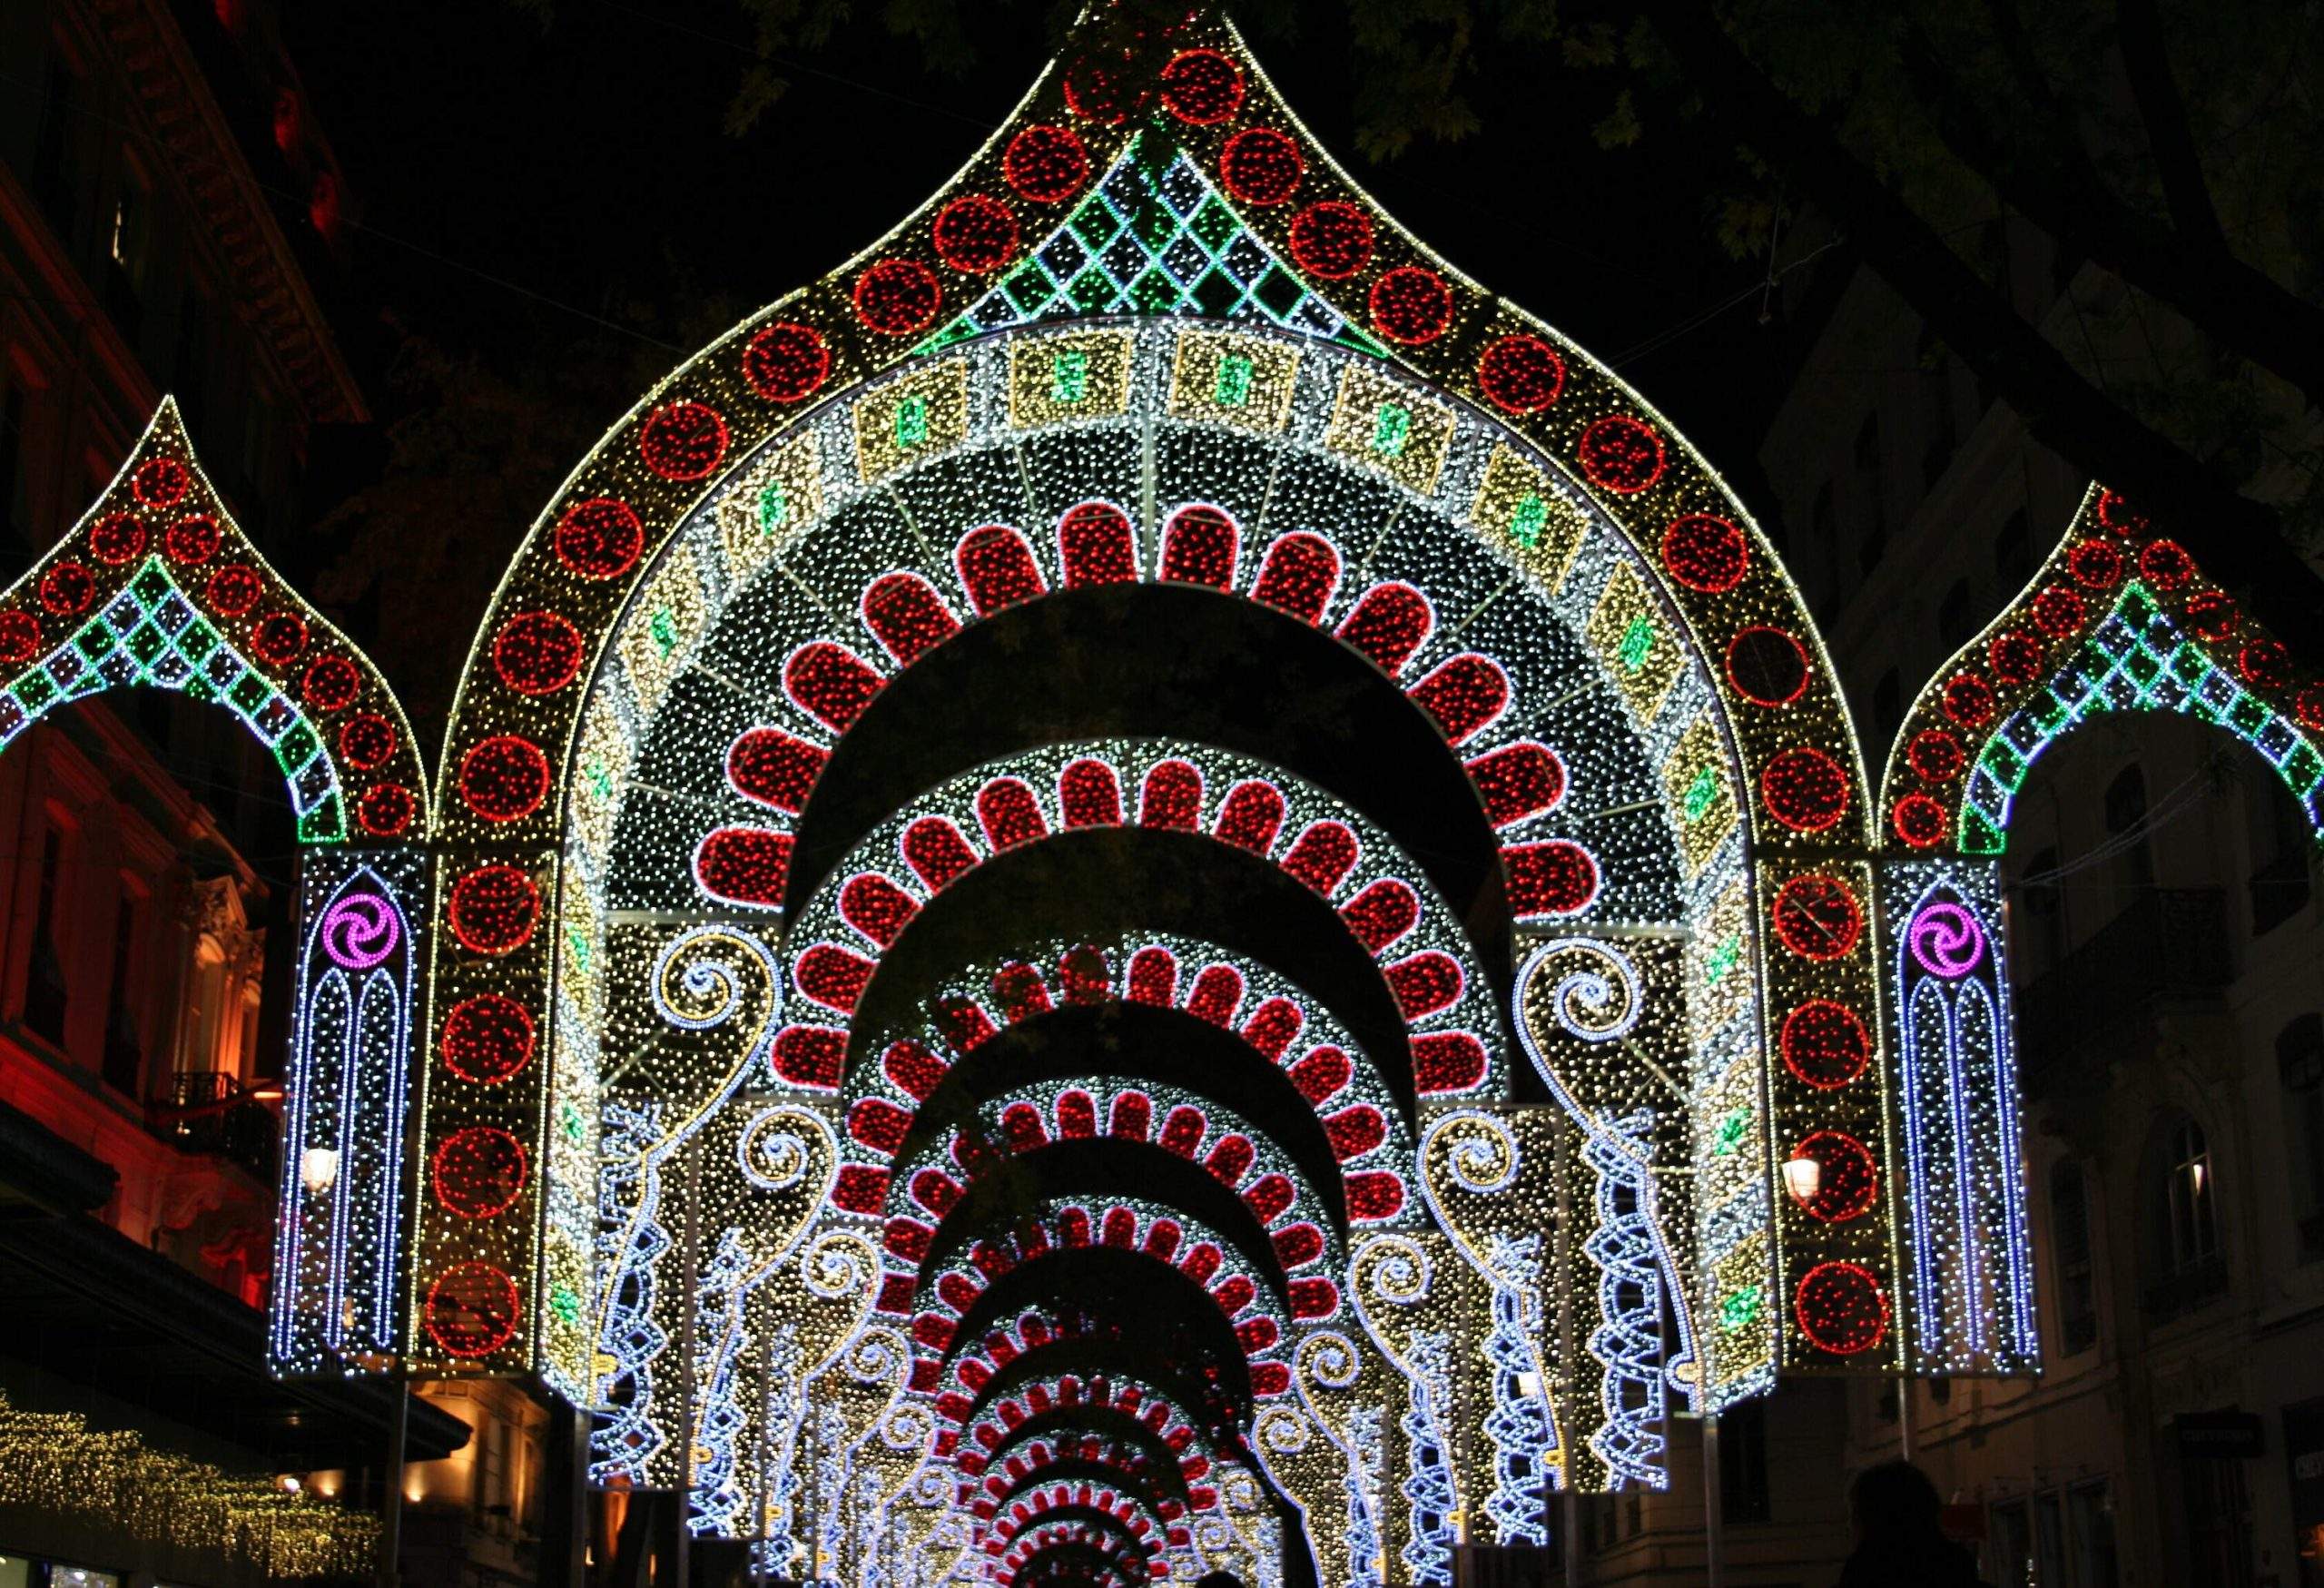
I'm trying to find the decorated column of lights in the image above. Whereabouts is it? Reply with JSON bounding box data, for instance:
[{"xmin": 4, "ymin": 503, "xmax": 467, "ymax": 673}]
[
  {"xmin": 0, "ymin": 401, "xmax": 433, "ymax": 1382},
  {"xmin": 378, "ymin": 2, "xmax": 1969, "ymax": 1576}
]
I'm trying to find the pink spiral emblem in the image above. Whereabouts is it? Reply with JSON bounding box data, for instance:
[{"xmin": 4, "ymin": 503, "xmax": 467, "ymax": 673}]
[
  {"xmin": 1907, "ymin": 901, "xmax": 1984, "ymax": 979},
  {"xmin": 322, "ymin": 893, "xmax": 402, "ymax": 970}
]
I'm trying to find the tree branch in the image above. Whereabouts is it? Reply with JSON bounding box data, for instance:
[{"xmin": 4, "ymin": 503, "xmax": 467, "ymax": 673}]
[
  {"xmin": 1633, "ymin": 0, "xmax": 2324, "ymax": 660},
  {"xmin": 1897, "ymin": 21, "xmax": 2324, "ymax": 411},
  {"xmin": 2114, "ymin": 0, "xmax": 2228, "ymax": 254}
]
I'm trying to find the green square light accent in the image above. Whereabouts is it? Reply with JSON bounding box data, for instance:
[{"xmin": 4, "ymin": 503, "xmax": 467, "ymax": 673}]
[
  {"xmin": 1620, "ymin": 614, "xmax": 1658, "ymax": 674},
  {"xmin": 1718, "ymin": 1286, "xmax": 1764, "ymax": 1334},
  {"xmin": 1703, "ymin": 933, "xmax": 1741, "ymax": 986},
  {"xmin": 177, "ymin": 621, "xmax": 219, "ymax": 664},
  {"xmin": 1683, "ymin": 765, "xmax": 1719, "ymax": 823},
  {"xmin": 1049, "ymin": 348, "xmax": 1090, "ymax": 405},
  {"xmin": 1712, "ymin": 1109, "xmax": 1749, "ymax": 1156},
  {"xmin": 756, "ymin": 482, "xmax": 788, "ymax": 536},
  {"xmin": 1214, "ymin": 355, "xmax": 1254, "ymax": 408},
  {"xmin": 1979, "ymin": 740, "xmax": 2027, "ymax": 793},
  {"xmin": 585, "ymin": 759, "xmax": 613, "ymax": 800},
  {"xmin": 1371, "ymin": 404, "xmax": 1412, "ymax": 459},
  {"xmin": 1512, "ymin": 493, "xmax": 1549, "ymax": 548},
  {"xmin": 228, "ymin": 673, "xmax": 269, "ymax": 714},
  {"xmin": 296, "ymin": 801, "xmax": 346, "ymax": 844},
  {"xmin": 1961, "ymin": 807, "xmax": 2004, "ymax": 855},
  {"xmin": 649, "ymin": 607, "xmax": 679, "ymax": 657},
  {"xmin": 566, "ymin": 924, "xmax": 593, "ymax": 972},
  {"xmin": 276, "ymin": 723, "xmax": 320, "ymax": 772},
  {"xmin": 893, "ymin": 394, "xmax": 931, "ymax": 451},
  {"xmin": 558, "ymin": 1100, "xmax": 586, "ymax": 1145},
  {"xmin": 549, "ymin": 1285, "xmax": 583, "ymax": 1327},
  {"xmin": 15, "ymin": 676, "xmax": 54, "ymax": 713},
  {"xmin": 2285, "ymin": 742, "xmax": 2323, "ymax": 795}
]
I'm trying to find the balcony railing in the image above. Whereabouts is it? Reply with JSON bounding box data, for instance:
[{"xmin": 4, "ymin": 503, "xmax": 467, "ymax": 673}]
[
  {"xmin": 146, "ymin": 1071, "xmax": 276, "ymax": 1181},
  {"xmin": 2015, "ymin": 888, "xmax": 2231, "ymax": 1087}
]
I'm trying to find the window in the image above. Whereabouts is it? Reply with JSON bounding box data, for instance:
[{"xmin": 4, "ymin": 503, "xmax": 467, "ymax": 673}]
[
  {"xmin": 33, "ymin": 54, "xmax": 84, "ymax": 241},
  {"xmin": 2066, "ymin": 1483, "xmax": 2119, "ymax": 1588},
  {"xmin": 2247, "ymin": 769, "xmax": 2312, "ymax": 933},
  {"xmin": 2142, "ymin": 1112, "xmax": 2224, "ymax": 1320},
  {"xmin": 2049, "ymin": 1160, "xmax": 2099, "ymax": 1354},
  {"xmin": 103, "ymin": 166, "xmax": 153, "ymax": 340},
  {"xmin": 2105, "ymin": 766, "xmax": 2153, "ymax": 889},
  {"xmin": 1990, "ymin": 1499, "xmax": 2031, "ymax": 1587},
  {"xmin": 102, "ymin": 891, "xmax": 143, "ymax": 1098},
  {"xmin": 1938, "ymin": 578, "xmax": 1975, "ymax": 647},
  {"xmin": 1718, "ymin": 1398, "xmax": 1770, "ymax": 1524},
  {"xmin": 1995, "ymin": 508, "xmax": 2032, "ymax": 591},
  {"xmin": 24, "ymin": 824, "xmax": 70, "ymax": 1046},
  {"xmin": 2280, "ymin": 1016, "xmax": 2324, "ymax": 1260}
]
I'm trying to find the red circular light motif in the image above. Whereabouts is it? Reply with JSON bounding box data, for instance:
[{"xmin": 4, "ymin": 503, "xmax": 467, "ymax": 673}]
[
  {"xmin": 2298, "ymin": 685, "xmax": 2324, "ymax": 733},
  {"xmin": 164, "ymin": 515, "xmax": 221, "ymax": 566},
  {"xmin": 1575, "ymin": 415, "xmax": 1666, "ymax": 495},
  {"xmin": 1794, "ymin": 1261, "xmax": 1889, "ymax": 1356},
  {"xmin": 1287, "ymin": 202, "xmax": 1374, "ymax": 280},
  {"xmin": 2030, "ymin": 586, "xmax": 2085, "ymax": 636},
  {"xmin": 2066, "ymin": 538, "xmax": 2122, "ymax": 589},
  {"xmin": 852, "ymin": 258, "xmax": 943, "ymax": 337},
  {"xmin": 338, "ymin": 712, "xmax": 398, "ymax": 771},
  {"xmin": 301, "ymin": 655, "xmax": 361, "ymax": 713},
  {"xmin": 1790, "ymin": 1129, "xmax": 1879, "ymax": 1223},
  {"xmin": 90, "ymin": 513, "xmax": 146, "ymax": 566},
  {"xmin": 1368, "ymin": 267, "xmax": 1454, "ymax": 346},
  {"xmin": 251, "ymin": 611, "xmax": 309, "ymax": 666},
  {"xmin": 2139, "ymin": 538, "xmax": 2193, "ymax": 589},
  {"xmin": 357, "ymin": 783, "xmax": 415, "ymax": 837},
  {"xmin": 1987, "ymin": 628, "xmax": 2043, "ymax": 686},
  {"xmin": 1003, "ymin": 124, "xmax": 1089, "ymax": 204},
  {"xmin": 493, "ymin": 610, "xmax": 586, "ymax": 696},
  {"xmin": 432, "ymin": 1127, "xmax": 529, "ymax": 1219},
  {"xmin": 1660, "ymin": 513, "xmax": 1748, "ymax": 592},
  {"xmin": 1905, "ymin": 728, "xmax": 1965, "ymax": 783},
  {"xmin": 132, "ymin": 456, "xmax": 191, "ymax": 508},
  {"xmin": 2240, "ymin": 638, "xmax": 2289, "ymax": 689},
  {"xmin": 1474, "ymin": 334, "xmax": 1565, "ymax": 415},
  {"xmin": 2185, "ymin": 588, "xmax": 2238, "ymax": 642},
  {"xmin": 205, "ymin": 564, "xmax": 263, "ymax": 617},
  {"xmin": 440, "ymin": 994, "xmax": 537, "ymax": 1085},
  {"xmin": 1062, "ymin": 52, "xmax": 1140, "ymax": 123},
  {"xmin": 1160, "ymin": 48, "xmax": 1244, "ymax": 123},
  {"xmin": 1771, "ymin": 873, "xmax": 1862, "ymax": 961},
  {"xmin": 742, "ymin": 322, "xmax": 831, "ymax": 403},
  {"xmin": 1940, "ymin": 672, "xmax": 1995, "ymax": 729},
  {"xmin": 1726, "ymin": 626, "xmax": 1810, "ymax": 707},
  {"xmin": 554, "ymin": 498, "xmax": 644, "ymax": 582},
  {"xmin": 448, "ymin": 864, "xmax": 540, "ymax": 956},
  {"xmin": 1892, "ymin": 793, "xmax": 1951, "ymax": 850},
  {"xmin": 1219, "ymin": 127, "xmax": 1301, "ymax": 206},
  {"xmin": 932, "ymin": 193, "xmax": 1020, "ymax": 274},
  {"xmin": 423, "ymin": 1262, "xmax": 519, "ymax": 1359},
  {"xmin": 460, "ymin": 735, "xmax": 551, "ymax": 824},
  {"xmin": 0, "ymin": 611, "xmax": 41, "ymax": 665},
  {"xmin": 638, "ymin": 400, "xmax": 728, "ymax": 482},
  {"xmin": 2096, "ymin": 489, "xmax": 2150, "ymax": 538},
  {"xmin": 1760, "ymin": 746, "xmax": 1850, "ymax": 832},
  {"xmin": 1781, "ymin": 999, "xmax": 1872, "ymax": 1090},
  {"xmin": 40, "ymin": 563, "xmax": 94, "ymax": 616}
]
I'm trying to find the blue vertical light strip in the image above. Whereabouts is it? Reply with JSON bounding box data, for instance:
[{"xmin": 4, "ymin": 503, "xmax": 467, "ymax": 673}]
[
  {"xmin": 1885, "ymin": 864, "xmax": 2038, "ymax": 1376},
  {"xmin": 271, "ymin": 853, "xmax": 421, "ymax": 1375}
]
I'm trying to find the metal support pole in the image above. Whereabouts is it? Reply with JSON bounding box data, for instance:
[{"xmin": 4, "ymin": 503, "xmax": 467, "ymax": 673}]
[
  {"xmin": 1702, "ymin": 1413, "xmax": 1724, "ymax": 1588},
  {"xmin": 379, "ymin": 1376, "xmax": 409, "ymax": 1588},
  {"xmin": 1898, "ymin": 1375, "xmax": 1915, "ymax": 1463},
  {"xmin": 1561, "ymin": 1486, "xmax": 1582, "ymax": 1586}
]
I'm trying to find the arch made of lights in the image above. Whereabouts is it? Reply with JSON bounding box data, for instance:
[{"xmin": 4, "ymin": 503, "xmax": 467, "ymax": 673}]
[
  {"xmin": 1870, "ymin": 483, "xmax": 2324, "ymax": 1379},
  {"xmin": 380, "ymin": 12, "xmax": 1928, "ymax": 1582}
]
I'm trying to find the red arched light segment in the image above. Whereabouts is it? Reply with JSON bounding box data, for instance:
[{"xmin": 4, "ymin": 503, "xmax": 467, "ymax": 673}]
[{"xmin": 689, "ymin": 504, "xmax": 1579, "ymax": 934}]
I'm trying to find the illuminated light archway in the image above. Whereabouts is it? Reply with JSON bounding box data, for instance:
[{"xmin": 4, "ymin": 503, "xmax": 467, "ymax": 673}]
[
  {"xmin": 245, "ymin": 6, "xmax": 2137, "ymax": 1583},
  {"xmin": 1872, "ymin": 483, "xmax": 2324, "ymax": 1377}
]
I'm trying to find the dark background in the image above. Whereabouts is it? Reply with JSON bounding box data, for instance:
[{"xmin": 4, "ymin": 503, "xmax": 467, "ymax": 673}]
[{"xmin": 285, "ymin": 0, "xmax": 1808, "ymax": 514}]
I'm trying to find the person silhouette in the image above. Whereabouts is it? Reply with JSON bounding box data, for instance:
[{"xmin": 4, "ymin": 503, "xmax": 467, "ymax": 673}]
[{"xmin": 1835, "ymin": 1459, "xmax": 1992, "ymax": 1587}]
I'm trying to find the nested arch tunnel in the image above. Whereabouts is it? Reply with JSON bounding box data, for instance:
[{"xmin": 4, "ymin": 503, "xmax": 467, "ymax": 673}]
[{"xmin": 362, "ymin": 8, "xmax": 1959, "ymax": 1583}]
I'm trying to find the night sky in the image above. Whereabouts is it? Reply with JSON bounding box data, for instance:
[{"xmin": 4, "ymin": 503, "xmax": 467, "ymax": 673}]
[{"xmin": 285, "ymin": 0, "xmax": 1808, "ymax": 511}]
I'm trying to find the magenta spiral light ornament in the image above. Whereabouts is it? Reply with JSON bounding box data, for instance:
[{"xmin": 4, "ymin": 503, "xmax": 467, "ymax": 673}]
[
  {"xmin": 320, "ymin": 892, "xmax": 402, "ymax": 970},
  {"xmin": 1907, "ymin": 900, "xmax": 1985, "ymax": 981}
]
